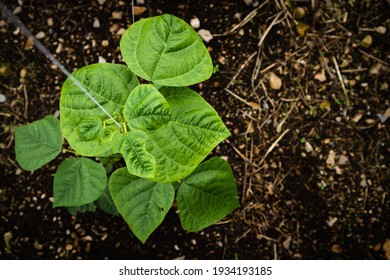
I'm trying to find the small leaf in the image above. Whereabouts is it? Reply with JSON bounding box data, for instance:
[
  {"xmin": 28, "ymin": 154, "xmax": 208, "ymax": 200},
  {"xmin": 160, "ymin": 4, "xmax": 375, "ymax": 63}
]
[
  {"xmin": 53, "ymin": 158, "xmax": 107, "ymax": 207},
  {"xmin": 15, "ymin": 115, "xmax": 62, "ymax": 171},
  {"xmin": 109, "ymin": 168, "xmax": 174, "ymax": 243},
  {"xmin": 117, "ymin": 130, "xmax": 156, "ymax": 178},
  {"xmin": 120, "ymin": 14, "xmax": 213, "ymax": 86},
  {"xmin": 76, "ymin": 117, "xmax": 102, "ymax": 141},
  {"xmin": 177, "ymin": 157, "xmax": 239, "ymax": 232},
  {"xmin": 124, "ymin": 84, "xmax": 171, "ymax": 131}
]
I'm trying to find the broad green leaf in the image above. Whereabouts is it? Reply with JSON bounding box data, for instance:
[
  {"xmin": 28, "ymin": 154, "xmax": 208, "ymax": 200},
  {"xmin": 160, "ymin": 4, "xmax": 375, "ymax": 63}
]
[
  {"xmin": 116, "ymin": 130, "xmax": 156, "ymax": 178},
  {"xmin": 66, "ymin": 202, "xmax": 96, "ymax": 216},
  {"xmin": 53, "ymin": 158, "xmax": 107, "ymax": 207},
  {"xmin": 121, "ymin": 86, "xmax": 230, "ymax": 182},
  {"xmin": 120, "ymin": 14, "xmax": 213, "ymax": 86},
  {"xmin": 95, "ymin": 187, "xmax": 118, "ymax": 216},
  {"xmin": 177, "ymin": 157, "xmax": 239, "ymax": 232},
  {"xmin": 109, "ymin": 168, "xmax": 174, "ymax": 243},
  {"xmin": 124, "ymin": 84, "xmax": 171, "ymax": 130},
  {"xmin": 14, "ymin": 115, "xmax": 62, "ymax": 171},
  {"xmin": 60, "ymin": 63, "xmax": 139, "ymax": 156}
]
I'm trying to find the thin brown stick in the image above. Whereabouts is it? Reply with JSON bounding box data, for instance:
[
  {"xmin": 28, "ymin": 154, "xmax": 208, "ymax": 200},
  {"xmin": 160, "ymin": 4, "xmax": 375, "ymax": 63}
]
[{"xmin": 332, "ymin": 56, "xmax": 350, "ymax": 106}]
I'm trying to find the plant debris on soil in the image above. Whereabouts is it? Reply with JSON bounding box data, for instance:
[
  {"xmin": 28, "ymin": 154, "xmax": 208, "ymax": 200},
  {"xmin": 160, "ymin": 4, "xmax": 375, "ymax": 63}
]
[{"xmin": 0, "ymin": 0, "xmax": 389, "ymax": 259}]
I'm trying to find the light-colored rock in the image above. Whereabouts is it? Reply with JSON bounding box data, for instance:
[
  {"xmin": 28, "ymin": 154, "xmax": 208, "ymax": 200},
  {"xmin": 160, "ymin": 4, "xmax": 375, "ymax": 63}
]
[
  {"xmin": 93, "ymin": 18, "xmax": 100, "ymax": 28},
  {"xmin": 35, "ymin": 31, "xmax": 45, "ymax": 39},
  {"xmin": 190, "ymin": 17, "xmax": 200, "ymax": 29},
  {"xmin": 198, "ymin": 29, "xmax": 213, "ymax": 42},
  {"xmin": 269, "ymin": 72, "xmax": 282, "ymax": 90}
]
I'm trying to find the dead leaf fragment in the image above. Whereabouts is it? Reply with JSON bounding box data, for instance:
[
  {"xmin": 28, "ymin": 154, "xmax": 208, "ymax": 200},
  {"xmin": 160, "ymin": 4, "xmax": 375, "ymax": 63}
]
[
  {"xmin": 269, "ymin": 72, "xmax": 282, "ymax": 90},
  {"xmin": 314, "ymin": 69, "xmax": 327, "ymax": 82},
  {"xmin": 283, "ymin": 236, "xmax": 292, "ymax": 249},
  {"xmin": 360, "ymin": 35, "xmax": 373, "ymax": 48},
  {"xmin": 133, "ymin": 6, "xmax": 147, "ymax": 16},
  {"xmin": 296, "ymin": 22, "xmax": 310, "ymax": 37}
]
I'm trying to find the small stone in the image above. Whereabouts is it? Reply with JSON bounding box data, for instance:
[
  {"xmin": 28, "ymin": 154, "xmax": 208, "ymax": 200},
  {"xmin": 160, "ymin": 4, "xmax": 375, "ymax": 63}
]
[
  {"xmin": 136, "ymin": 0, "xmax": 145, "ymax": 4},
  {"xmin": 81, "ymin": 235, "xmax": 93, "ymax": 242},
  {"xmin": 93, "ymin": 18, "xmax": 100, "ymax": 28},
  {"xmin": 338, "ymin": 155, "xmax": 349, "ymax": 165},
  {"xmin": 3, "ymin": 231, "xmax": 12, "ymax": 248},
  {"xmin": 0, "ymin": 93, "xmax": 6, "ymax": 103},
  {"xmin": 47, "ymin": 18, "xmax": 54, "ymax": 27},
  {"xmin": 190, "ymin": 17, "xmax": 200, "ymax": 29},
  {"xmin": 110, "ymin": 24, "xmax": 119, "ymax": 33},
  {"xmin": 304, "ymin": 141, "xmax": 314, "ymax": 153},
  {"xmin": 239, "ymin": 29, "xmax": 245, "ymax": 36},
  {"xmin": 20, "ymin": 68, "xmax": 27, "ymax": 78},
  {"xmin": 56, "ymin": 43, "xmax": 63, "ymax": 53},
  {"xmin": 326, "ymin": 217, "xmax": 338, "ymax": 227},
  {"xmin": 218, "ymin": 56, "xmax": 226, "ymax": 65},
  {"xmin": 98, "ymin": 56, "xmax": 106, "ymax": 63},
  {"xmin": 294, "ymin": 7, "xmax": 306, "ymax": 19},
  {"xmin": 65, "ymin": 244, "xmax": 73, "ymax": 251},
  {"xmin": 331, "ymin": 244, "xmax": 343, "ymax": 254},
  {"xmin": 352, "ymin": 113, "xmax": 363, "ymax": 123},
  {"xmin": 98, "ymin": 0, "xmax": 106, "ymax": 5},
  {"xmin": 35, "ymin": 31, "xmax": 45, "ymax": 39},
  {"xmin": 101, "ymin": 40, "xmax": 109, "ymax": 47},
  {"xmin": 269, "ymin": 72, "xmax": 282, "ymax": 90},
  {"xmin": 198, "ymin": 29, "xmax": 213, "ymax": 43},
  {"xmin": 243, "ymin": 0, "xmax": 253, "ymax": 6},
  {"xmin": 13, "ymin": 6, "xmax": 22, "ymax": 15},
  {"xmin": 112, "ymin": 11, "xmax": 123, "ymax": 20},
  {"xmin": 33, "ymin": 240, "xmax": 43, "ymax": 251},
  {"xmin": 116, "ymin": 28, "xmax": 126, "ymax": 36}
]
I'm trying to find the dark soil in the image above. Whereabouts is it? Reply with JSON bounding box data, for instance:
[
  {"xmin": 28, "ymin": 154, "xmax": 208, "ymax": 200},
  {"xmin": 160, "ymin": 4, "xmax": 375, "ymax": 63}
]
[{"xmin": 1, "ymin": 0, "xmax": 389, "ymax": 259}]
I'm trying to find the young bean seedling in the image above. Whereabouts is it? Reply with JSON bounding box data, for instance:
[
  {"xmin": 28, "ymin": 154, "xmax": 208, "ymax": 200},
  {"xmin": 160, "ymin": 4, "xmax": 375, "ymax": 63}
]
[{"xmin": 15, "ymin": 14, "xmax": 239, "ymax": 243}]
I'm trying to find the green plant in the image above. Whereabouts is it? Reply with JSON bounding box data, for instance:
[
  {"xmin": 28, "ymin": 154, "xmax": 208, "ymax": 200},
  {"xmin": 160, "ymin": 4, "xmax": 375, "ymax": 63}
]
[{"xmin": 14, "ymin": 14, "xmax": 239, "ymax": 243}]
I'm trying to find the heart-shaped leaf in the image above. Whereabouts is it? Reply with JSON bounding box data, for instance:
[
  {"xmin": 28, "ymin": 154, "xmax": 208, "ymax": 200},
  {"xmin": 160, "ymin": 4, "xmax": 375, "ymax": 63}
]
[
  {"xmin": 60, "ymin": 63, "xmax": 139, "ymax": 156},
  {"xmin": 177, "ymin": 157, "xmax": 239, "ymax": 232},
  {"xmin": 15, "ymin": 115, "xmax": 62, "ymax": 171},
  {"xmin": 109, "ymin": 168, "xmax": 174, "ymax": 243},
  {"xmin": 53, "ymin": 157, "xmax": 107, "ymax": 207},
  {"xmin": 124, "ymin": 84, "xmax": 171, "ymax": 130},
  {"xmin": 118, "ymin": 86, "xmax": 230, "ymax": 182},
  {"xmin": 120, "ymin": 14, "xmax": 213, "ymax": 86},
  {"xmin": 116, "ymin": 130, "xmax": 156, "ymax": 178}
]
